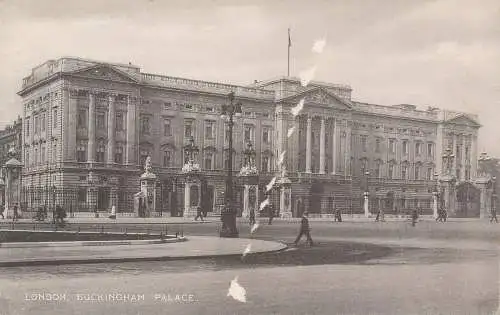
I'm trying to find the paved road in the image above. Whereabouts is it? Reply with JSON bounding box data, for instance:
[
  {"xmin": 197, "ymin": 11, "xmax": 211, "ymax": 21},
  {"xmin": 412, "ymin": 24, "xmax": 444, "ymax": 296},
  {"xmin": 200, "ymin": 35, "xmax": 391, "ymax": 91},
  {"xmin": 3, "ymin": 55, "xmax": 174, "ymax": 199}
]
[{"xmin": 0, "ymin": 220, "xmax": 498, "ymax": 314}]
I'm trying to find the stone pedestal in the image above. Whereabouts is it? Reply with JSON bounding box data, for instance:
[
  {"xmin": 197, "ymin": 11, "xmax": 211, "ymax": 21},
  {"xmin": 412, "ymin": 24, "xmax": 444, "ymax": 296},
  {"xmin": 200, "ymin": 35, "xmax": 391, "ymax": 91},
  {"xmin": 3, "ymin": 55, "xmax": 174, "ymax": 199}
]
[
  {"xmin": 363, "ymin": 192, "xmax": 370, "ymax": 217},
  {"xmin": 183, "ymin": 181, "xmax": 201, "ymax": 218},
  {"xmin": 440, "ymin": 175, "xmax": 456, "ymax": 217},
  {"xmin": 243, "ymin": 184, "xmax": 258, "ymax": 218},
  {"xmin": 475, "ymin": 177, "xmax": 493, "ymax": 219},
  {"xmin": 432, "ymin": 191, "xmax": 439, "ymax": 219},
  {"xmin": 279, "ymin": 185, "xmax": 292, "ymax": 218},
  {"xmin": 136, "ymin": 173, "xmax": 157, "ymax": 218}
]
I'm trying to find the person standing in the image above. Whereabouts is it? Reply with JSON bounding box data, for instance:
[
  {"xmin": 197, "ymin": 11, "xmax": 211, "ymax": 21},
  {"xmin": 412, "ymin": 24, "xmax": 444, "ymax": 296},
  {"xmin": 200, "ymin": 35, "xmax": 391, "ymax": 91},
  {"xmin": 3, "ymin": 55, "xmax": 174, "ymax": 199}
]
[
  {"xmin": 194, "ymin": 205, "xmax": 204, "ymax": 221},
  {"xmin": 490, "ymin": 207, "xmax": 498, "ymax": 223},
  {"xmin": 268, "ymin": 203, "xmax": 274, "ymax": 225},
  {"xmin": 294, "ymin": 212, "xmax": 313, "ymax": 246},
  {"xmin": 12, "ymin": 203, "xmax": 19, "ymax": 222},
  {"xmin": 411, "ymin": 208, "xmax": 418, "ymax": 227},
  {"xmin": 334, "ymin": 206, "xmax": 342, "ymax": 222}
]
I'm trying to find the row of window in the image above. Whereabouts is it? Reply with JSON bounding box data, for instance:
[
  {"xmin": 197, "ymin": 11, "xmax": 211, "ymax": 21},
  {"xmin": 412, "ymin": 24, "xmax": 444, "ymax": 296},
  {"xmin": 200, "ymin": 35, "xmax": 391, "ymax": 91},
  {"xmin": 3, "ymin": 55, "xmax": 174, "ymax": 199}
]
[
  {"xmin": 25, "ymin": 144, "xmax": 57, "ymax": 166},
  {"xmin": 361, "ymin": 137, "xmax": 435, "ymax": 157},
  {"xmin": 25, "ymin": 110, "xmax": 58, "ymax": 137},
  {"xmin": 77, "ymin": 111, "xmax": 125, "ymax": 131}
]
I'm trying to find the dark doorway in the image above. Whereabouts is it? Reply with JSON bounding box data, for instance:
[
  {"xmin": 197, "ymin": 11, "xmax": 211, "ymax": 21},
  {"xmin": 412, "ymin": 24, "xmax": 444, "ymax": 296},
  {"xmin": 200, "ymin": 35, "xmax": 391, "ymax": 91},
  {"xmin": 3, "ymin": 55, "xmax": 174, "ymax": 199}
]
[
  {"xmin": 97, "ymin": 187, "xmax": 110, "ymax": 211},
  {"xmin": 309, "ymin": 181, "xmax": 324, "ymax": 213}
]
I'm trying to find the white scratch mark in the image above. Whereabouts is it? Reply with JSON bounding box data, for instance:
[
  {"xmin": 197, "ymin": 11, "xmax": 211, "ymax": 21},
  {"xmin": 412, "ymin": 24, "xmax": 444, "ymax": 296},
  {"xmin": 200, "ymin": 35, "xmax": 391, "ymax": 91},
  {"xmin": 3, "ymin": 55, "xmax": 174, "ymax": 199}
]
[
  {"xmin": 227, "ymin": 276, "xmax": 247, "ymax": 303},
  {"xmin": 291, "ymin": 98, "xmax": 305, "ymax": 117},
  {"xmin": 242, "ymin": 243, "xmax": 252, "ymax": 257},
  {"xmin": 259, "ymin": 198, "xmax": 270, "ymax": 211},
  {"xmin": 300, "ymin": 66, "xmax": 317, "ymax": 87},
  {"xmin": 251, "ymin": 222, "xmax": 260, "ymax": 234},
  {"xmin": 312, "ymin": 38, "xmax": 326, "ymax": 53},
  {"xmin": 266, "ymin": 177, "xmax": 277, "ymax": 192},
  {"xmin": 277, "ymin": 151, "xmax": 286, "ymax": 167},
  {"xmin": 287, "ymin": 126, "xmax": 296, "ymax": 138}
]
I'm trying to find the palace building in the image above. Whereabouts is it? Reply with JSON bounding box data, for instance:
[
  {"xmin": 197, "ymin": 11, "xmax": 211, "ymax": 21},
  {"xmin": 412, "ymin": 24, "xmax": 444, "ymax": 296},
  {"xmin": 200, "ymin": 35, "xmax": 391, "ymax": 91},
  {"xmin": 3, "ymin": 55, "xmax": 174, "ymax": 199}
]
[{"xmin": 18, "ymin": 57, "xmax": 482, "ymax": 217}]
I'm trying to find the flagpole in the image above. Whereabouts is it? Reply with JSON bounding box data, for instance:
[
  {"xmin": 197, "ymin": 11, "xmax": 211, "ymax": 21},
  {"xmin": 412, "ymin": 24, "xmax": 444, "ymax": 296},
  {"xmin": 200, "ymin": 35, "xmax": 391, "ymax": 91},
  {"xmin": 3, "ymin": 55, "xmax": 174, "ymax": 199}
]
[{"xmin": 287, "ymin": 28, "xmax": 291, "ymax": 77}]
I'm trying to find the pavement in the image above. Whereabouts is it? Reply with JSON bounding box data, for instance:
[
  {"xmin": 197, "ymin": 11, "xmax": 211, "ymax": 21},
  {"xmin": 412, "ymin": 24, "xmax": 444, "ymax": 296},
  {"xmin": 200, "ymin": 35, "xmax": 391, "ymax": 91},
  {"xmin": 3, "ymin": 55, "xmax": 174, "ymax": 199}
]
[{"xmin": 0, "ymin": 236, "xmax": 286, "ymax": 267}]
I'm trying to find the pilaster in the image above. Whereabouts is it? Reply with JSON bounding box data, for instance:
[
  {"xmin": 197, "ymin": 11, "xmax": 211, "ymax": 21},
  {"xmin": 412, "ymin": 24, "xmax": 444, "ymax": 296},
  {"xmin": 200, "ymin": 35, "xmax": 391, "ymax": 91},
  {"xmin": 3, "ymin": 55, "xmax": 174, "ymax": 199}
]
[
  {"xmin": 319, "ymin": 117, "xmax": 325, "ymax": 174},
  {"xmin": 126, "ymin": 95, "xmax": 137, "ymax": 165},
  {"xmin": 107, "ymin": 93, "xmax": 116, "ymax": 164},
  {"xmin": 87, "ymin": 91, "xmax": 96, "ymax": 162},
  {"xmin": 305, "ymin": 116, "xmax": 312, "ymax": 173}
]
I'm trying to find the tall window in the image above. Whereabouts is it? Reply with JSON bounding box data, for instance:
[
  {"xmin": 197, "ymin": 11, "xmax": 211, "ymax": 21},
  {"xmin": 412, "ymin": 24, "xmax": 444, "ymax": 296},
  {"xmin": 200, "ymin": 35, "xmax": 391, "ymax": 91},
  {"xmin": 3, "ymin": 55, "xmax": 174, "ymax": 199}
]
[
  {"xmin": 53, "ymin": 144, "xmax": 57, "ymax": 162},
  {"xmin": 261, "ymin": 155, "xmax": 270, "ymax": 172},
  {"xmin": 224, "ymin": 124, "xmax": 231, "ymax": 144},
  {"xmin": 141, "ymin": 116, "xmax": 150, "ymax": 135},
  {"xmin": 426, "ymin": 167, "xmax": 433, "ymax": 180},
  {"xmin": 414, "ymin": 165, "xmax": 421, "ymax": 180},
  {"xmin": 78, "ymin": 189, "xmax": 87, "ymax": 203},
  {"xmin": 361, "ymin": 136, "xmax": 368, "ymax": 152},
  {"xmin": 34, "ymin": 116, "xmax": 39, "ymax": 134},
  {"xmin": 77, "ymin": 143, "xmax": 86, "ymax": 162},
  {"xmin": 427, "ymin": 143, "xmax": 433, "ymax": 157},
  {"xmin": 388, "ymin": 163, "xmax": 394, "ymax": 179},
  {"xmin": 34, "ymin": 148, "xmax": 38, "ymax": 165},
  {"xmin": 204, "ymin": 152, "xmax": 213, "ymax": 170},
  {"xmin": 96, "ymin": 142, "xmax": 105, "ymax": 162},
  {"xmin": 53, "ymin": 110, "xmax": 57, "ymax": 128},
  {"xmin": 163, "ymin": 150, "xmax": 172, "ymax": 167},
  {"xmin": 115, "ymin": 146, "xmax": 123, "ymax": 164},
  {"xmin": 78, "ymin": 110, "xmax": 86, "ymax": 128},
  {"xmin": 26, "ymin": 119, "xmax": 30, "ymax": 137},
  {"xmin": 415, "ymin": 142, "xmax": 422, "ymax": 156},
  {"xmin": 262, "ymin": 127, "xmax": 271, "ymax": 144},
  {"xmin": 465, "ymin": 146, "xmax": 470, "ymax": 161},
  {"xmin": 184, "ymin": 120, "xmax": 194, "ymax": 138},
  {"xmin": 389, "ymin": 139, "xmax": 395, "ymax": 154},
  {"xmin": 204, "ymin": 120, "xmax": 215, "ymax": 140},
  {"xmin": 360, "ymin": 159, "xmax": 368, "ymax": 175},
  {"xmin": 401, "ymin": 164, "xmax": 408, "ymax": 179},
  {"xmin": 374, "ymin": 161, "xmax": 381, "ymax": 178},
  {"xmin": 25, "ymin": 151, "xmax": 29, "ymax": 166},
  {"xmin": 115, "ymin": 112, "xmax": 124, "ymax": 131},
  {"xmin": 41, "ymin": 113, "xmax": 45, "ymax": 132},
  {"xmin": 41, "ymin": 145, "xmax": 46, "ymax": 164},
  {"xmin": 402, "ymin": 140, "xmax": 408, "ymax": 155},
  {"xmin": 375, "ymin": 138, "xmax": 381, "ymax": 153},
  {"xmin": 456, "ymin": 145, "xmax": 461, "ymax": 162},
  {"xmin": 97, "ymin": 113, "xmax": 105, "ymax": 130},
  {"xmin": 244, "ymin": 124, "xmax": 254, "ymax": 143},
  {"xmin": 465, "ymin": 167, "xmax": 470, "ymax": 180},
  {"xmin": 164, "ymin": 119, "xmax": 172, "ymax": 137}
]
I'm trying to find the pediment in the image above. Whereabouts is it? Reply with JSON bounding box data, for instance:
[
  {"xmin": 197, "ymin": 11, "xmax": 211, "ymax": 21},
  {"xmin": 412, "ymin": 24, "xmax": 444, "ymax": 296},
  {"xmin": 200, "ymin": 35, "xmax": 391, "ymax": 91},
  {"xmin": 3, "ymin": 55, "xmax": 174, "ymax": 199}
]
[
  {"xmin": 70, "ymin": 64, "xmax": 138, "ymax": 83},
  {"xmin": 279, "ymin": 87, "xmax": 352, "ymax": 110},
  {"xmin": 444, "ymin": 114, "xmax": 480, "ymax": 128}
]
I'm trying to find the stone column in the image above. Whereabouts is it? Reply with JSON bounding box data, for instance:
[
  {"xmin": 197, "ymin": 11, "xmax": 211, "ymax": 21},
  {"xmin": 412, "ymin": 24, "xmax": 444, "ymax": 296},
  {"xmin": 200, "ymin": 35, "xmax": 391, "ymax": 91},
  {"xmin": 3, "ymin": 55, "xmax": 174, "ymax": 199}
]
[
  {"xmin": 305, "ymin": 116, "xmax": 312, "ymax": 173},
  {"xmin": 319, "ymin": 117, "xmax": 326, "ymax": 174},
  {"xmin": 280, "ymin": 185, "xmax": 292, "ymax": 218},
  {"xmin": 107, "ymin": 94, "xmax": 116, "ymax": 164},
  {"xmin": 476, "ymin": 178, "xmax": 492, "ymax": 219},
  {"xmin": 87, "ymin": 92, "xmax": 96, "ymax": 162},
  {"xmin": 346, "ymin": 120, "xmax": 352, "ymax": 176},
  {"xmin": 332, "ymin": 118, "xmax": 337, "ymax": 175},
  {"xmin": 126, "ymin": 95, "xmax": 137, "ymax": 165},
  {"xmin": 363, "ymin": 191, "xmax": 370, "ymax": 217},
  {"xmin": 242, "ymin": 185, "xmax": 250, "ymax": 218},
  {"xmin": 432, "ymin": 191, "xmax": 438, "ymax": 219},
  {"xmin": 471, "ymin": 135, "xmax": 478, "ymax": 178},
  {"xmin": 461, "ymin": 135, "xmax": 467, "ymax": 180},
  {"xmin": 183, "ymin": 181, "xmax": 198, "ymax": 218},
  {"xmin": 452, "ymin": 134, "xmax": 458, "ymax": 174},
  {"xmin": 440, "ymin": 177, "xmax": 456, "ymax": 217}
]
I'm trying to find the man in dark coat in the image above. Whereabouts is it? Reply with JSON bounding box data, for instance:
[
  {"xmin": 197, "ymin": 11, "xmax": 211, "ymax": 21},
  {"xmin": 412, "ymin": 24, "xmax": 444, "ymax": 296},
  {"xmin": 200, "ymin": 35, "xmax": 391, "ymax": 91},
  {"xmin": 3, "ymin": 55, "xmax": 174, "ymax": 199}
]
[
  {"xmin": 490, "ymin": 207, "xmax": 498, "ymax": 223},
  {"xmin": 194, "ymin": 205, "xmax": 204, "ymax": 221},
  {"xmin": 294, "ymin": 212, "xmax": 313, "ymax": 246},
  {"xmin": 411, "ymin": 208, "xmax": 418, "ymax": 227},
  {"xmin": 249, "ymin": 208, "xmax": 256, "ymax": 226},
  {"xmin": 268, "ymin": 204, "xmax": 274, "ymax": 225},
  {"xmin": 334, "ymin": 205, "xmax": 342, "ymax": 222},
  {"xmin": 12, "ymin": 203, "xmax": 19, "ymax": 222}
]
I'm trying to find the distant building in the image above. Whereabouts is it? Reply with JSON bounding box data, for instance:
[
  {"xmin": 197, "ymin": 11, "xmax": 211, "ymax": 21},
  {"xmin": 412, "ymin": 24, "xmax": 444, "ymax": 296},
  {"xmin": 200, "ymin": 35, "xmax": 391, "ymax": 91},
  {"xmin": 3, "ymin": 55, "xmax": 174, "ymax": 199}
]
[
  {"xmin": 0, "ymin": 117, "xmax": 22, "ymax": 167},
  {"xmin": 17, "ymin": 57, "xmax": 482, "ymax": 217}
]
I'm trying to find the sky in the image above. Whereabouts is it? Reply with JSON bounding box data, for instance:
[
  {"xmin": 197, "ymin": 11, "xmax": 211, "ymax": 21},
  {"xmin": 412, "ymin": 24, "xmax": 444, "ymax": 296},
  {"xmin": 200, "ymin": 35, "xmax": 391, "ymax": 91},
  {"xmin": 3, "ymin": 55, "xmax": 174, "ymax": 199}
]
[{"xmin": 0, "ymin": 0, "xmax": 499, "ymax": 156}]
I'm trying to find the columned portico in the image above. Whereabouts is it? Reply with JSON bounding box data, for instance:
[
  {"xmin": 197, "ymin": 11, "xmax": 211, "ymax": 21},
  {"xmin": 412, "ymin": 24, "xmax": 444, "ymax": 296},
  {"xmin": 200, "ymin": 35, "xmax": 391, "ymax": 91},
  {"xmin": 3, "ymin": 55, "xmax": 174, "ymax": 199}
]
[
  {"xmin": 107, "ymin": 93, "xmax": 116, "ymax": 164},
  {"xmin": 87, "ymin": 91, "xmax": 96, "ymax": 162},
  {"xmin": 305, "ymin": 116, "xmax": 312, "ymax": 173}
]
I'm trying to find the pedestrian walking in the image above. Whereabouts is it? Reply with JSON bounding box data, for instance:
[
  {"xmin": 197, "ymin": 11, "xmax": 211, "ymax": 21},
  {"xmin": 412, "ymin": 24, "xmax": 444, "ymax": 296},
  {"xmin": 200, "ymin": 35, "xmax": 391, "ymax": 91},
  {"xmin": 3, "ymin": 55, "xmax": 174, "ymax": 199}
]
[
  {"xmin": 194, "ymin": 205, "xmax": 204, "ymax": 221},
  {"xmin": 411, "ymin": 208, "xmax": 418, "ymax": 227},
  {"xmin": 12, "ymin": 203, "xmax": 19, "ymax": 222},
  {"xmin": 294, "ymin": 212, "xmax": 313, "ymax": 246},
  {"xmin": 490, "ymin": 207, "xmax": 498, "ymax": 223},
  {"xmin": 334, "ymin": 206, "xmax": 342, "ymax": 222},
  {"xmin": 268, "ymin": 204, "xmax": 274, "ymax": 225},
  {"xmin": 249, "ymin": 208, "xmax": 256, "ymax": 226}
]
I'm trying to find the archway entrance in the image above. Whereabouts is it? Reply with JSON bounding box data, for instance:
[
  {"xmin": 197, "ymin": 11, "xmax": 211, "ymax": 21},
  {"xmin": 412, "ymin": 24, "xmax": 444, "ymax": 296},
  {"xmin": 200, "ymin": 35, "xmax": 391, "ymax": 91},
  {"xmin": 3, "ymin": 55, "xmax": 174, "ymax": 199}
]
[{"xmin": 456, "ymin": 182, "xmax": 480, "ymax": 218}]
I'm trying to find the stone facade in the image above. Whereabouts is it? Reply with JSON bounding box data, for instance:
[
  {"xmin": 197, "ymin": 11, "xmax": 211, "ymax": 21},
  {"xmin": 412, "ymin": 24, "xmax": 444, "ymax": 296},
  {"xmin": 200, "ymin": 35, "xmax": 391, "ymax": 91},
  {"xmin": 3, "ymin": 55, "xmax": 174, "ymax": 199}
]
[{"xmin": 17, "ymin": 57, "xmax": 481, "ymax": 216}]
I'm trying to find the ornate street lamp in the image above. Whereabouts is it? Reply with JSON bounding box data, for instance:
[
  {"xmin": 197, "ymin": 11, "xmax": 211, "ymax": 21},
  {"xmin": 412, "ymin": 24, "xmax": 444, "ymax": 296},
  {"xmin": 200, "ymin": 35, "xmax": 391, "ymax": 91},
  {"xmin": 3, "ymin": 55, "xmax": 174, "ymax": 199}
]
[
  {"xmin": 220, "ymin": 91, "xmax": 242, "ymax": 238},
  {"xmin": 478, "ymin": 151, "xmax": 492, "ymax": 177},
  {"xmin": 182, "ymin": 136, "xmax": 200, "ymax": 173}
]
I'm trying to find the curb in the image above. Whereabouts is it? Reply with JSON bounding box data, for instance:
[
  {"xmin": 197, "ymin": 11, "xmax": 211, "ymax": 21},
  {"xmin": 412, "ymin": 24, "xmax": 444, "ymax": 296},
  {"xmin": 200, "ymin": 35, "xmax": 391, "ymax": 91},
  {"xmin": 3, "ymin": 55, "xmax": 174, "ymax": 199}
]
[
  {"xmin": 0, "ymin": 236, "xmax": 187, "ymax": 249},
  {"xmin": 0, "ymin": 241, "xmax": 288, "ymax": 268}
]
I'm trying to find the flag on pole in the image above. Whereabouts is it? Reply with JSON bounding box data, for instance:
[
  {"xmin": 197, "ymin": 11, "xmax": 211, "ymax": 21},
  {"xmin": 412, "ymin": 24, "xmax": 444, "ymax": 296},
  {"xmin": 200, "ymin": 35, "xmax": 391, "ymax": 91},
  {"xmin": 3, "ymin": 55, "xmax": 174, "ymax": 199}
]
[{"xmin": 288, "ymin": 28, "xmax": 292, "ymax": 47}]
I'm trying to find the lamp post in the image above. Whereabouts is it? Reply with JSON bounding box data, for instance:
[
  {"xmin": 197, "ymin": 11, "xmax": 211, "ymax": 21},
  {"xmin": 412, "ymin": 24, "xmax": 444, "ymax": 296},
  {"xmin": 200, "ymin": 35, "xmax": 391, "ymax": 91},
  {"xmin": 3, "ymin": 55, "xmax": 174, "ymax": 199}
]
[
  {"xmin": 220, "ymin": 91, "xmax": 242, "ymax": 238},
  {"xmin": 181, "ymin": 136, "xmax": 200, "ymax": 218},
  {"xmin": 363, "ymin": 171, "xmax": 370, "ymax": 217}
]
